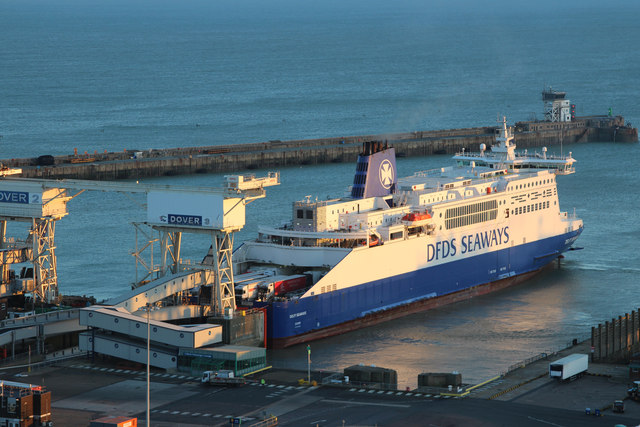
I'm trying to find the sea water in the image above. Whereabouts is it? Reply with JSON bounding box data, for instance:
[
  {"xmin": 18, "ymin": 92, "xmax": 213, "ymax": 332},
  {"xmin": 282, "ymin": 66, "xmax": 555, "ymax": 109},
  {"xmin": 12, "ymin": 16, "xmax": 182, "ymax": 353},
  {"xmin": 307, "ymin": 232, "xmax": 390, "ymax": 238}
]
[{"xmin": 1, "ymin": 0, "xmax": 639, "ymax": 386}]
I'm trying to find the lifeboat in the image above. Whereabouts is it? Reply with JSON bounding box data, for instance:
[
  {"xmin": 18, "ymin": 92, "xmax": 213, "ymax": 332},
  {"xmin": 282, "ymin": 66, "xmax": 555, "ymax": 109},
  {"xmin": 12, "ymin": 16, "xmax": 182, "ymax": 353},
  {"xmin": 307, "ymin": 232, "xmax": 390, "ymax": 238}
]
[
  {"xmin": 402, "ymin": 211, "xmax": 432, "ymax": 227},
  {"xmin": 369, "ymin": 235, "xmax": 380, "ymax": 247}
]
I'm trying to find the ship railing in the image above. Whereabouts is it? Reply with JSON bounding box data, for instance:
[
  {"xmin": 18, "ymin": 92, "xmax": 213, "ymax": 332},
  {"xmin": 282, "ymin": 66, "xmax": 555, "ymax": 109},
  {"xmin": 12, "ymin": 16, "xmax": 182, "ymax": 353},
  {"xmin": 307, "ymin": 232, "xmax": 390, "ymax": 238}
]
[
  {"xmin": 293, "ymin": 198, "xmax": 340, "ymax": 208},
  {"xmin": 257, "ymin": 226, "xmax": 368, "ymax": 240},
  {"xmin": 454, "ymin": 149, "xmax": 573, "ymax": 162},
  {"xmin": 562, "ymin": 209, "xmax": 580, "ymax": 220},
  {"xmin": 405, "ymin": 168, "xmax": 447, "ymax": 178}
]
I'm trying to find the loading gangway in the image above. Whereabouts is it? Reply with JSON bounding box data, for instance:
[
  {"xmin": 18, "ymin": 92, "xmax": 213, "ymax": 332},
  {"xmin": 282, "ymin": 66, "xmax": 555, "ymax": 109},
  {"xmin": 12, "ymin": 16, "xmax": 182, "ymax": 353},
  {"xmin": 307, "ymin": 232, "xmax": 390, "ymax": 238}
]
[
  {"xmin": 106, "ymin": 269, "xmax": 212, "ymax": 314},
  {"xmin": 0, "ymin": 309, "xmax": 84, "ymax": 355}
]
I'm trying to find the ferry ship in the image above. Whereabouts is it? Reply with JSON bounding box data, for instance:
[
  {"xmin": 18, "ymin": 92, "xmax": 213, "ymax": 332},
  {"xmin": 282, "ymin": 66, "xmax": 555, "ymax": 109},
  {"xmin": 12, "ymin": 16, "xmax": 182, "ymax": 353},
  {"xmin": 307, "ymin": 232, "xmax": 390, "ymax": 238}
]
[{"xmin": 234, "ymin": 118, "xmax": 583, "ymax": 348}]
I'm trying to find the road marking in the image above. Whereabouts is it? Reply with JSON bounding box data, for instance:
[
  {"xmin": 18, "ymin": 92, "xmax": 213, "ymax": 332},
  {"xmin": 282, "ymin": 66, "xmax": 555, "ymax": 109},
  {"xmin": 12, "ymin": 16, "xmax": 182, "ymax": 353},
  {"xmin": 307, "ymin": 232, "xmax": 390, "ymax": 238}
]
[
  {"xmin": 192, "ymin": 413, "xmax": 201, "ymax": 416},
  {"xmin": 277, "ymin": 385, "xmax": 285, "ymax": 388},
  {"xmin": 203, "ymin": 413, "xmax": 211, "ymax": 417},
  {"xmin": 171, "ymin": 411, "xmax": 180, "ymax": 415},
  {"xmin": 526, "ymin": 416, "xmax": 565, "ymax": 427},
  {"xmin": 310, "ymin": 420, "xmax": 327, "ymax": 425},
  {"xmin": 181, "ymin": 411, "xmax": 190, "ymax": 415},
  {"xmin": 214, "ymin": 414, "xmax": 222, "ymax": 418},
  {"xmin": 321, "ymin": 399, "xmax": 410, "ymax": 408},
  {"xmin": 161, "ymin": 410, "xmax": 169, "ymax": 414}
]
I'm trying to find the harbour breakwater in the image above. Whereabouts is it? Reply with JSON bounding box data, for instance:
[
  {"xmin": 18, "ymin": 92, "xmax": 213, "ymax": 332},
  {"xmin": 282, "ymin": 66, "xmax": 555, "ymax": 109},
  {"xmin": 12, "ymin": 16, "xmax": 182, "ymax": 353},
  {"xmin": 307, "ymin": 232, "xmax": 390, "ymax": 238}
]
[{"xmin": 3, "ymin": 115, "xmax": 636, "ymax": 180}]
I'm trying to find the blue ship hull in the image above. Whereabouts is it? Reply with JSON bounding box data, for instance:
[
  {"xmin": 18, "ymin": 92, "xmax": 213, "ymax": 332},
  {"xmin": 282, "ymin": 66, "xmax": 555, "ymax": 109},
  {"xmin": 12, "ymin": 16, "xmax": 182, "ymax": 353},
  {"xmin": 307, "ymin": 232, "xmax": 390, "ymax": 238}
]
[{"xmin": 257, "ymin": 228, "xmax": 582, "ymax": 348}]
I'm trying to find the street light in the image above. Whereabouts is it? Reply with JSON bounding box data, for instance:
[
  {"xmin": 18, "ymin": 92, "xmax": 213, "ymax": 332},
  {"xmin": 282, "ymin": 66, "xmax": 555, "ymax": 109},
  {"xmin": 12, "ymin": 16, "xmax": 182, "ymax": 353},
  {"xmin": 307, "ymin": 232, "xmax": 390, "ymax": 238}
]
[{"xmin": 306, "ymin": 345, "xmax": 311, "ymax": 384}]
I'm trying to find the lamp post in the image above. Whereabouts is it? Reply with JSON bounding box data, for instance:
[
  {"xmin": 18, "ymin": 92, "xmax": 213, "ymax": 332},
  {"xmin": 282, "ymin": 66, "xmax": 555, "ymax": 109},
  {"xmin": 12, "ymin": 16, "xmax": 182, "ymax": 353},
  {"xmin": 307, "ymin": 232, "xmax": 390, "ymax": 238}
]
[
  {"xmin": 146, "ymin": 303, "xmax": 151, "ymax": 427},
  {"xmin": 306, "ymin": 345, "xmax": 311, "ymax": 384}
]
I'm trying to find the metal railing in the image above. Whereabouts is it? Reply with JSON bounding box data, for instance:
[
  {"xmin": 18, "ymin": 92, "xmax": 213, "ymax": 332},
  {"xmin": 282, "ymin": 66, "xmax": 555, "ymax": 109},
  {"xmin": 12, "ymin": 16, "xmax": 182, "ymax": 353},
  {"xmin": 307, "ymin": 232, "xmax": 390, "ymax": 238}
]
[{"xmin": 502, "ymin": 335, "xmax": 590, "ymax": 375}]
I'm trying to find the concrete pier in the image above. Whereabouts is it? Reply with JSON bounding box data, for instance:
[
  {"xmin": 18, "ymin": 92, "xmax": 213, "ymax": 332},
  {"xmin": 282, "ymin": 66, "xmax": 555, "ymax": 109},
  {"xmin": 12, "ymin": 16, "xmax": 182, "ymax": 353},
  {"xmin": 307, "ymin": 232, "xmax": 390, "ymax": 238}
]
[{"xmin": 3, "ymin": 115, "xmax": 636, "ymax": 180}]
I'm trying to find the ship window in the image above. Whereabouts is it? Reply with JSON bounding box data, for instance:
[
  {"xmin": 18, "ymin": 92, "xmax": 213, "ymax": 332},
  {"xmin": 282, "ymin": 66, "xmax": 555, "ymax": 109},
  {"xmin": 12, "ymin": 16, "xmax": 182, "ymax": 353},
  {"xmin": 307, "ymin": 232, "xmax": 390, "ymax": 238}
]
[
  {"xmin": 306, "ymin": 210, "xmax": 313, "ymax": 220},
  {"xmin": 297, "ymin": 209, "xmax": 304, "ymax": 219},
  {"xmin": 390, "ymin": 231, "xmax": 403, "ymax": 240}
]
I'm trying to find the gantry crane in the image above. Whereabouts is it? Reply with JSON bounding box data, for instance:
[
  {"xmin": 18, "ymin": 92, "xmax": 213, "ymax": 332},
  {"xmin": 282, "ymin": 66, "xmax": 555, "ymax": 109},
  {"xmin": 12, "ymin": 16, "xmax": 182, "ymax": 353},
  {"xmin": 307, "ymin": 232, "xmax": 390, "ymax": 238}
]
[{"xmin": 0, "ymin": 169, "xmax": 279, "ymax": 316}]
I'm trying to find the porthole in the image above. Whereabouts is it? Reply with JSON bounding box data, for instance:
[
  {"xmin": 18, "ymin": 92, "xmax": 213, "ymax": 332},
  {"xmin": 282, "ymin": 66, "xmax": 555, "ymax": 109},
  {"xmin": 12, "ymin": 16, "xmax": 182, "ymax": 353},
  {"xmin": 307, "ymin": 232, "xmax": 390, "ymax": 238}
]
[
  {"xmin": 136, "ymin": 323, "xmax": 140, "ymax": 328},
  {"xmin": 153, "ymin": 327, "xmax": 158, "ymax": 333}
]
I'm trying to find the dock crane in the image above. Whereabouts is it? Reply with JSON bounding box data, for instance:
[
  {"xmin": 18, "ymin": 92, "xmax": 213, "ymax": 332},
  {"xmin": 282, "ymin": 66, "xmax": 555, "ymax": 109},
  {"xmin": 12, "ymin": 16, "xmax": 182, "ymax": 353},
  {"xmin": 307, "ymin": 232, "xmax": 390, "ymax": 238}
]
[{"xmin": 0, "ymin": 168, "xmax": 279, "ymax": 316}]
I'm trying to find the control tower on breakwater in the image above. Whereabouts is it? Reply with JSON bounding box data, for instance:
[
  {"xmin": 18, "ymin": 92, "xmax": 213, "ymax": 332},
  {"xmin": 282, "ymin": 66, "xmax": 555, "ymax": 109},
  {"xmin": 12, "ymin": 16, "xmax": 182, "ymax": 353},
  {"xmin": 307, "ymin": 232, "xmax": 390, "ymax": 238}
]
[{"xmin": 542, "ymin": 86, "xmax": 573, "ymax": 122}]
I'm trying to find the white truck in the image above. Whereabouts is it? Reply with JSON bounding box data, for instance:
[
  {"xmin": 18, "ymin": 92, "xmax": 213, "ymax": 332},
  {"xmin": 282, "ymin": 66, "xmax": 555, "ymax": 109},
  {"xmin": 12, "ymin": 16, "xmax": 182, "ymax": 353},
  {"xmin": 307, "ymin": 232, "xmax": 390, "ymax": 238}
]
[
  {"xmin": 201, "ymin": 370, "xmax": 246, "ymax": 386},
  {"xmin": 549, "ymin": 353, "xmax": 588, "ymax": 381}
]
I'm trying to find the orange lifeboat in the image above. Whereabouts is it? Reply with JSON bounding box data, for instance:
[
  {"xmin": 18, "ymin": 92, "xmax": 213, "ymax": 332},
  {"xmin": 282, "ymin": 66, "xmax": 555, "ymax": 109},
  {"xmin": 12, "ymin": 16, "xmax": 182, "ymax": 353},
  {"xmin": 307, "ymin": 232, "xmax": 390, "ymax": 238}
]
[{"xmin": 402, "ymin": 211, "xmax": 432, "ymax": 226}]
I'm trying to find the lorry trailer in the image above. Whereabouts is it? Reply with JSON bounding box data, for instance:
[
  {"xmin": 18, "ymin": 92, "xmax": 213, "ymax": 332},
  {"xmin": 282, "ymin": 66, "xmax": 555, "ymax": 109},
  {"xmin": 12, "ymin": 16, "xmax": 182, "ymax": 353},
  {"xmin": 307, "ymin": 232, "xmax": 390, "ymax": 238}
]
[{"xmin": 549, "ymin": 353, "xmax": 588, "ymax": 381}]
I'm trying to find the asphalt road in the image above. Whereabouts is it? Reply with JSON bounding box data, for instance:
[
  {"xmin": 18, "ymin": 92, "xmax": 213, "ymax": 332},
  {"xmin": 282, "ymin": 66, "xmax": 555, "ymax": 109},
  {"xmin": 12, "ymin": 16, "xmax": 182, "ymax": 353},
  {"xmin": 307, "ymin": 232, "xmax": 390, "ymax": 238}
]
[{"xmin": 3, "ymin": 359, "xmax": 640, "ymax": 426}]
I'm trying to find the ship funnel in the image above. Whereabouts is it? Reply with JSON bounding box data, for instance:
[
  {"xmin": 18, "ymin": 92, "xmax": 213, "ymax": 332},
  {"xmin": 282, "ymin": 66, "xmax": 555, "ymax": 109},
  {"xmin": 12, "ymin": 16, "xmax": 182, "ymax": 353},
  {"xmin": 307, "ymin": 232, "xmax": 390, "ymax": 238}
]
[{"xmin": 351, "ymin": 141, "xmax": 397, "ymax": 199}]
